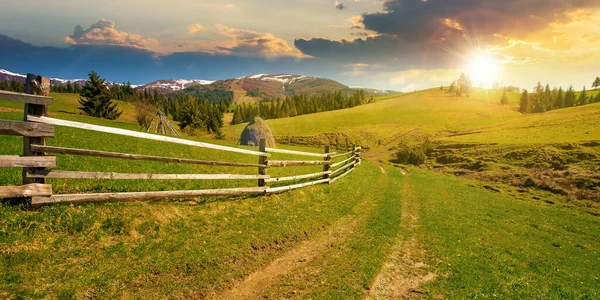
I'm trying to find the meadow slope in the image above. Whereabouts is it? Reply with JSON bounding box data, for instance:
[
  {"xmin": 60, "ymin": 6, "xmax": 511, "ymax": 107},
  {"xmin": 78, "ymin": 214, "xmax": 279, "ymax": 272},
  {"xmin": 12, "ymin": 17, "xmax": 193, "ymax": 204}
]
[{"xmin": 1, "ymin": 89, "xmax": 599, "ymax": 298}]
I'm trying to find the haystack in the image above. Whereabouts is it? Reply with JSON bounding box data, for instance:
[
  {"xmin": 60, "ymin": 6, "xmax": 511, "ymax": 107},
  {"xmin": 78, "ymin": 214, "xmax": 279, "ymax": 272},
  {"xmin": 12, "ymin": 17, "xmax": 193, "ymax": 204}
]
[{"xmin": 239, "ymin": 117, "xmax": 275, "ymax": 147}]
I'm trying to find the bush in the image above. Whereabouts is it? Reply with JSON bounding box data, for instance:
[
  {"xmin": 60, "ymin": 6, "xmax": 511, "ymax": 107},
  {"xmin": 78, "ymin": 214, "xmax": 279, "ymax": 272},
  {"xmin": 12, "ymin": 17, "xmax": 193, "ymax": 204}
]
[{"xmin": 394, "ymin": 144, "xmax": 426, "ymax": 166}]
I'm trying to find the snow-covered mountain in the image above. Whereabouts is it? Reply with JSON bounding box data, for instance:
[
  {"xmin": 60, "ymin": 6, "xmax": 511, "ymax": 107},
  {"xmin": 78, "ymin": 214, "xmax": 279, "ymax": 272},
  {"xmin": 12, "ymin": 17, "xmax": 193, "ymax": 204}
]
[
  {"xmin": 135, "ymin": 79, "xmax": 215, "ymax": 93},
  {"xmin": 0, "ymin": 68, "xmax": 399, "ymax": 98}
]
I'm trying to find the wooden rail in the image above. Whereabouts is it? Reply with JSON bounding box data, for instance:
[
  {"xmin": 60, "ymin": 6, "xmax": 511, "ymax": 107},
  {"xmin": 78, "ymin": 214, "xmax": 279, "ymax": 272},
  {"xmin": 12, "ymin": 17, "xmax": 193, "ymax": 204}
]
[
  {"xmin": 330, "ymin": 168, "xmax": 354, "ymax": 184},
  {"xmin": 265, "ymin": 147, "xmax": 335, "ymax": 158},
  {"xmin": 266, "ymin": 179, "xmax": 330, "ymax": 193},
  {"xmin": 30, "ymin": 145, "xmax": 265, "ymax": 168},
  {"xmin": 26, "ymin": 170, "xmax": 270, "ymax": 180},
  {"xmin": 331, "ymin": 162, "xmax": 357, "ymax": 176},
  {"xmin": 0, "ymin": 156, "xmax": 56, "ymax": 167},
  {"xmin": 0, "ymin": 120, "xmax": 54, "ymax": 137},
  {"xmin": 31, "ymin": 187, "xmax": 268, "ymax": 207},
  {"xmin": 27, "ymin": 115, "xmax": 269, "ymax": 157},
  {"xmin": 331, "ymin": 155, "xmax": 356, "ymax": 168},
  {"xmin": 265, "ymin": 171, "xmax": 331, "ymax": 183},
  {"xmin": 268, "ymin": 160, "xmax": 333, "ymax": 167},
  {"xmin": 0, "ymin": 90, "xmax": 53, "ymax": 105},
  {"xmin": 329, "ymin": 151, "xmax": 353, "ymax": 159},
  {"xmin": 0, "ymin": 184, "xmax": 52, "ymax": 198}
]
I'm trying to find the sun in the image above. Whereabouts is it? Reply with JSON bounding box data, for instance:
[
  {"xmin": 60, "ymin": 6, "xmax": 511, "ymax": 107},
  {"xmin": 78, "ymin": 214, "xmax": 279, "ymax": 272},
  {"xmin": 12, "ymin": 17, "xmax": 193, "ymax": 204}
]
[{"xmin": 466, "ymin": 54, "xmax": 499, "ymax": 88}]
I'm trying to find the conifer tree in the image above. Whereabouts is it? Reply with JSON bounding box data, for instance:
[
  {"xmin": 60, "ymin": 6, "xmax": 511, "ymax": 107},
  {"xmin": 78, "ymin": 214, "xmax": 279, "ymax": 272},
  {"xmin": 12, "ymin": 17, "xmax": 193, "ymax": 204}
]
[
  {"xmin": 578, "ymin": 87, "xmax": 588, "ymax": 106},
  {"xmin": 555, "ymin": 87, "xmax": 565, "ymax": 109},
  {"xmin": 519, "ymin": 89, "xmax": 529, "ymax": 113},
  {"xmin": 78, "ymin": 71, "xmax": 122, "ymax": 120},
  {"xmin": 565, "ymin": 86, "xmax": 576, "ymax": 107}
]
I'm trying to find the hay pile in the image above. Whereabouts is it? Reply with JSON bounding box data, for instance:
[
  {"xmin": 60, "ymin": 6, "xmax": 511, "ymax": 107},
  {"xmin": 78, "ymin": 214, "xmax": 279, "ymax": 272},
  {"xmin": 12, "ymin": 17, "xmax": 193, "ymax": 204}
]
[{"xmin": 239, "ymin": 117, "xmax": 275, "ymax": 147}]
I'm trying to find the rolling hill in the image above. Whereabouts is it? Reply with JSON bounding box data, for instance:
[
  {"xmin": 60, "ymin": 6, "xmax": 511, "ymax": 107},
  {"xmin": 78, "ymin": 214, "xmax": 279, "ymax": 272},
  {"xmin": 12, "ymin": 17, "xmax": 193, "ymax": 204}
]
[{"xmin": 1, "ymin": 87, "xmax": 599, "ymax": 298}]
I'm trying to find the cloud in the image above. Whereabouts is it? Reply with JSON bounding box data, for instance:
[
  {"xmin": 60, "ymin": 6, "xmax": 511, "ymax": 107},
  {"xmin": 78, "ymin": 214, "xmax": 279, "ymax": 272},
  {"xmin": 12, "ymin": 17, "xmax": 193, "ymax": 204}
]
[
  {"xmin": 214, "ymin": 25, "xmax": 307, "ymax": 59},
  {"xmin": 296, "ymin": 0, "xmax": 600, "ymax": 72},
  {"xmin": 335, "ymin": 1, "xmax": 347, "ymax": 11},
  {"xmin": 64, "ymin": 19, "xmax": 159, "ymax": 50},
  {"xmin": 187, "ymin": 24, "xmax": 207, "ymax": 34}
]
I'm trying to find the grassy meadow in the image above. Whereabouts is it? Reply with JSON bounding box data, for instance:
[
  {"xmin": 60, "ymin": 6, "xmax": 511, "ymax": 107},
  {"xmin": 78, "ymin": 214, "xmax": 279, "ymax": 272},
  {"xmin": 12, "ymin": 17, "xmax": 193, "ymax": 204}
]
[{"xmin": 1, "ymin": 89, "xmax": 599, "ymax": 298}]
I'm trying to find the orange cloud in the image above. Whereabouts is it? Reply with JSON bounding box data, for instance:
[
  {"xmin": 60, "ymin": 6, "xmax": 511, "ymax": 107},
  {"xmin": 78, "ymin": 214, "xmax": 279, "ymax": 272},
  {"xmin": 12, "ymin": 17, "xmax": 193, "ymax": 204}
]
[
  {"xmin": 187, "ymin": 24, "xmax": 207, "ymax": 34},
  {"xmin": 64, "ymin": 20, "xmax": 159, "ymax": 50}
]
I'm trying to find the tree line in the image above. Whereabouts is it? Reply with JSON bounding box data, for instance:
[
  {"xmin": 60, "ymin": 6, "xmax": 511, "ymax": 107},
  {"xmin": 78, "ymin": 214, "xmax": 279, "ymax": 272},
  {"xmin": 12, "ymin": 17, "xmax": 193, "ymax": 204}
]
[
  {"xmin": 519, "ymin": 82, "xmax": 600, "ymax": 113},
  {"xmin": 230, "ymin": 90, "xmax": 374, "ymax": 125}
]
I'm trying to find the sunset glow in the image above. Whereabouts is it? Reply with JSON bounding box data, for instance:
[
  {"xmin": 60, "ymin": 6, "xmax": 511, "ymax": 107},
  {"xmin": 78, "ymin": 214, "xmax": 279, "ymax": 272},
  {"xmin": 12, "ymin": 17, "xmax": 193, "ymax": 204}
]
[{"xmin": 467, "ymin": 54, "xmax": 500, "ymax": 88}]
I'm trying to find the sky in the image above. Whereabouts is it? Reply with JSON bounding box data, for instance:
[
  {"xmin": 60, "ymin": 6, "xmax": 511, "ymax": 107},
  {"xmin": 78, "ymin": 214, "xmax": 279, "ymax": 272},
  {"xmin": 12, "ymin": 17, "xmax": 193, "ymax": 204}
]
[{"xmin": 0, "ymin": 0, "xmax": 599, "ymax": 91}]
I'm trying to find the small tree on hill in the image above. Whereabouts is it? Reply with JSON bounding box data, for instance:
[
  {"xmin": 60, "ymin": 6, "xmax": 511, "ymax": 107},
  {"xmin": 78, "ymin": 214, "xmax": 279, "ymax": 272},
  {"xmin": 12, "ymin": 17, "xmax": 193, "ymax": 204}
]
[
  {"xmin": 500, "ymin": 90, "xmax": 508, "ymax": 105},
  {"xmin": 554, "ymin": 87, "xmax": 565, "ymax": 109},
  {"xmin": 519, "ymin": 89, "xmax": 529, "ymax": 113},
  {"xmin": 593, "ymin": 76, "xmax": 600, "ymax": 89},
  {"xmin": 456, "ymin": 73, "xmax": 472, "ymax": 97},
  {"xmin": 78, "ymin": 71, "xmax": 122, "ymax": 120}
]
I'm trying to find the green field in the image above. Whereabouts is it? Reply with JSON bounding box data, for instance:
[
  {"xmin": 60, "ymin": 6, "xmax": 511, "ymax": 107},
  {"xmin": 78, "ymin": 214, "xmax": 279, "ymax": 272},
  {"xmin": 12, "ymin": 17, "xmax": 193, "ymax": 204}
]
[{"xmin": 1, "ymin": 90, "xmax": 599, "ymax": 298}]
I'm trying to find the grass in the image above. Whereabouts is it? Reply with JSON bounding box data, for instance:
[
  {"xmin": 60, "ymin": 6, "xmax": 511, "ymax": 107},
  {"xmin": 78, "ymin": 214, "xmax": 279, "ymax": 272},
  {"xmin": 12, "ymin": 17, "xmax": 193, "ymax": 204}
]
[
  {"xmin": 2, "ymin": 87, "xmax": 600, "ymax": 298},
  {"xmin": 404, "ymin": 168, "xmax": 600, "ymax": 298}
]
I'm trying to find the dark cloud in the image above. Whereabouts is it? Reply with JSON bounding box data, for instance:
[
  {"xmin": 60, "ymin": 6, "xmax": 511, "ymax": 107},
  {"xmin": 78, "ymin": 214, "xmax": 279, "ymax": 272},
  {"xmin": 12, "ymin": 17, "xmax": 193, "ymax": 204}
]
[
  {"xmin": 296, "ymin": 0, "xmax": 600, "ymax": 68},
  {"xmin": 362, "ymin": 0, "xmax": 600, "ymax": 43},
  {"xmin": 335, "ymin": 1, "xmax": 347, "ymax": 11}
]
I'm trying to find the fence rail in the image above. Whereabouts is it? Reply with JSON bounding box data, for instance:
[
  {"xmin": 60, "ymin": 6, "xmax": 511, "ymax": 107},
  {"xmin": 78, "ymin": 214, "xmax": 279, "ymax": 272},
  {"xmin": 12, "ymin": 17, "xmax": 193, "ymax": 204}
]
[{"xmin": 0, "ymin": 72, "xmax": 362, "ymax": 207}]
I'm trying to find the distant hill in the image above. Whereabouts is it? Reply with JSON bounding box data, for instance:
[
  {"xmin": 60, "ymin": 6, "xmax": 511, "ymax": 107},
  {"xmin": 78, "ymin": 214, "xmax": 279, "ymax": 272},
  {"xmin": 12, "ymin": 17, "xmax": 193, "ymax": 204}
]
[{"xmin": 0, "ymin": 68, "xmax": 399, "ymax": 103}]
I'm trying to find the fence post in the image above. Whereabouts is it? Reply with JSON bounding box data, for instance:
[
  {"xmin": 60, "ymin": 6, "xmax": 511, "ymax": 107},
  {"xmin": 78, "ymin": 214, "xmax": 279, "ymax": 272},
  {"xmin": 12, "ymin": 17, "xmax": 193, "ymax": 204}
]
[
  {"xmin": 323, "ymin": 145, "xmax": 331, "ymax": 181},
  {"xmin": 258, "ymin": 139, "xmax": 267, "ymax": 187},
  {"xmin": 352, "ymin": 144, "xmax": 357, "ymax": 165},
  {"xmin": 23, "ymin": 74, "xmax": 50, "ymax": 185}
]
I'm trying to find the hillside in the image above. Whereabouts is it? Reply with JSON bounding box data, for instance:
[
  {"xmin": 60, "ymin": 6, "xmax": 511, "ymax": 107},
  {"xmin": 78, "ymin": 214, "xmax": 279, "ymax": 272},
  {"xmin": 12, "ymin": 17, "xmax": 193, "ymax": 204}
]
[{"xmin": 2, "ymin": 87, "xmax": 599, "ymax": 298}]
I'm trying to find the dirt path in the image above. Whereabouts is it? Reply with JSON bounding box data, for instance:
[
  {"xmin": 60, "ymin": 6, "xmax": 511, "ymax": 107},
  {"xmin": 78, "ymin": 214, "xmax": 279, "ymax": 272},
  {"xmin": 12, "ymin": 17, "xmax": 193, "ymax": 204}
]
[
  {"xmin": 213, "ymin": 176, "xmax": 385, "ymax": 300},
  {"xmin": 367, "ymin": 175, "xmax": 436, "ymax": 299}
]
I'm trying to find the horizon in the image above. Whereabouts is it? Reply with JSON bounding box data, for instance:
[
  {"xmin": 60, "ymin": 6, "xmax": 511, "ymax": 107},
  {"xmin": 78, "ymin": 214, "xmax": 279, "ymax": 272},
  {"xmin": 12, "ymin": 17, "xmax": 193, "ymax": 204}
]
[{"xmin": 1, "ymin": 1, "xmax": 599, "ymax": 91}]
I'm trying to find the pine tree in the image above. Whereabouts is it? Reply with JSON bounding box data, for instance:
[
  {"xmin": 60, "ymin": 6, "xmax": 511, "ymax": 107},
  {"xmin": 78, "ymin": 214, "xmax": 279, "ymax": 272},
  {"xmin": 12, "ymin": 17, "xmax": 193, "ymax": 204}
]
[
  {"xmin": 543, "ymin": 84, "xmax": 552, "ymax": 111},
  {"xmin": 554, "ymin": 87, "xmax": 565, "ymax": 109},
  {"xmin": 500, "ymin": 90, "xmax": 508, "ymax": 105},
  {"xmin": 578, "ymin": 87, "xmax": 588, "ymax": 106},
  {"xmin": 78, "ymin": 71, "xmax": 122, "ymax": 120},
  {"xmin": 519, "ymin": 90, "xmax": 529, "ymax": 113},
  {"xmin": 565, "ymin": 86, "xmax": 575, "ymax": 107},
  {"xmin": 593, "ymin": 76, "xmax": 600, "ymax": 89}
]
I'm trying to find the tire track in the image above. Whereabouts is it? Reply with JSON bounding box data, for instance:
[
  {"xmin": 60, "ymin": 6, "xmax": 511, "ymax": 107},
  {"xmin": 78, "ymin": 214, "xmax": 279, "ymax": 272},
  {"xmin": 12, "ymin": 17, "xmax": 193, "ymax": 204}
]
[
  {"xmin": 367, "ymin": 174, "xmax": 436, "ymax": 299},
  {"xmin": 212, "ymin": 172, "xmax": 387, "ymax": 300}
]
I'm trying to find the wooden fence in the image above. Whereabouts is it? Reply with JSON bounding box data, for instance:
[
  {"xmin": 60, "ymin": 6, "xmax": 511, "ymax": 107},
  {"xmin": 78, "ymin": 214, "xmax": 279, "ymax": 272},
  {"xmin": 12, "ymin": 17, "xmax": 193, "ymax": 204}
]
[{"xmin": 0, "ymin": 73, "xmax": 362, "ymax": 208}]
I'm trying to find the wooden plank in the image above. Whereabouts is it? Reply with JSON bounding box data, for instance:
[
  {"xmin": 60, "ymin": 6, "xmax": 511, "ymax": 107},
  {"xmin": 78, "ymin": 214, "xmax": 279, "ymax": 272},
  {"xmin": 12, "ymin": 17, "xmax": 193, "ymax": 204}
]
[
  {"xmin": 0, "ymin": 120, "xmax": 54, "ymax": 137},
  {"xmin": 330, "ymin": 167, "xmax": 355, "ymax": 184},
  {"xmin": 29, "ymin": 145, "xmax": 265, "ymax": 168},
  {"xmin": 27, "ymin": 115, "xmax": 269, "ymax": 157},
  {"xmin": 265, "ymin": 171, "xmax": 332, "ymax": 183},
  {"xmin": 266, "ymin": 179, "xmax": 329, "ymax": 193},
  {"xmin": 26, "ymin": 170, "xmax": 270, "ymax": 180},
  {"xmin": 331, "ymin": 162, "xmax": 357, "ymax": 176},
  {"xmin": 31, "ymin": 187, "xmax": 268, "ymax": 207},
  {"xmin": 331, "ymin": 155, "xmax": 356, "ymax": 168},
  {"xmin": 0, "ymin": 184, "xmax": 52, "ymax": 198},
  {"xmin": 22, "ymin": 74, "xmax": 50, "ymax": 185},
  {"xmin": 267, "ymin": 160, "xmax": 334, "ymax": 167},
  {"xmin": 329, "ymin": 151, "xmax": 353, "ymax": 159},
  {"xmin": 0, "ymin": 156, "xmax": 56, "ymax": 167},
  {"xmin": 265, "ymin": 147, "xmax": 335, "ymax": 158},
  {"xmin": 0, "ymin": 90, "xmax": 53, "ymax": 105}
]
